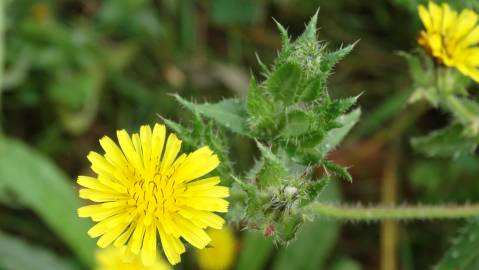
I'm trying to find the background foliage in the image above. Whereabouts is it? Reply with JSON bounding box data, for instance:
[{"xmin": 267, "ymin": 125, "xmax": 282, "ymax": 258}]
[{"xmin": 1, "ymin": 0, "xmax": 479, "ymax": 269}]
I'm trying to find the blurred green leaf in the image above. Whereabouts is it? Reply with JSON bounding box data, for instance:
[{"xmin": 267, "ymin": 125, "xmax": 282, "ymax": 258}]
[
  {"xmin": 0, "ymin": 137, "xmax": 95, "ymax": 266},
  {"xmin": 330, "ymin": 258, "xmax": 362, "ymax": 270},
  {"xmin": 98, "ymin": 0, "xmax": 162, "ymax": 40},
  {"xmin": 173, "ymin": 94, "xmax": 251, "ymax": 136},
  {"xmin": 211, "ymin": 0, "xmax": 260, "ymax": 26},
  {"xmin": 357, "ymin": 89, "xmax": 411, "ymax": 137},
  {"xmin": 49, "ymin": 69, "xmax": 101, "ymax": 111},
  {"xmin": 411, "ymin": 124, "xmax": 478, "ymax": 158},
  {"xmin": 235, "ymin": 231, "xmax": 274, "ymax": 270},
  {"xmin": 435, "ymin": 219, "xmax": 479, "ymax": 270},
  {"xmin": 273, "ymin": 182, "xmax": 340, "ymax": 270},
  {"xmin": 0, "ymin": 231, "xmax": 75, "ymax": 270},
  {"xmin": 51, "ymin": 67, "xmax": 104, "ymax": 135}
]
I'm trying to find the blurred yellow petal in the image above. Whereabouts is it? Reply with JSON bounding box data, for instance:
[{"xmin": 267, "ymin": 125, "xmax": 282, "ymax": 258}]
[{"xmin": 417, "ymin": 2, "xmax": 479, "ymax": 83}]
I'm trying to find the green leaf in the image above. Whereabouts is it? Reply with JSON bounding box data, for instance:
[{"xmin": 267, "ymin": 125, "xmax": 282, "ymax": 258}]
[
  {"xmin": 273, "ymin": 182, "xmax": 340, "ymax": 270},
  {"xmin": 256, "ymin": 142, "xmax": 288, "ymax": 189},
  {"xmin": 279, "ymin": 110, "xmax": 310, "ymax": 138},
  {"xmin": 274, "ymin": 212, "xmax": 303, "ymax": 244},
  {"xmin": 0, "ymin": 231, "xmax": 75, "ymax": 270},
  {"xmin": 267, "ymin": 63, "xmax": 302, "ymax": 104},
  {"xmin": 435, "ymin": 218, "xmax": 479, "ymax": 270},
  {"xmin": 321, "ymin": 160, "xmax": 352, "ymax": 182},
  {"xmin": 317, "ymin": 108, "xmax": 361, "ymax": 157},
  {"xmin": 411, "ymin": 124, "xmax": 478, "ymax": 158},
  {"xmin": 399, "ymin": 51, "xmax": 434, "ymax": 87},
  {"xmin": 274, "ymin": 19, "xmax": 291, "ymax": 51},
  {"xmin": 247, "ymin": 77, "xmax": 276, "ymax": 131},
  {"xmin": 302, "ymin": 10, "xmax": 319, "ymax": 41},
  {"xmin": 0, "ymin": 137, "xmax": 95, "ymax": 266},
  {"xmin": 235, "ymin": 231, "xmax": 274, "ymax": 270},
  {"xmin": 299, "ymin": 77, "xmax": 324, "ymax": 102},
  {"xmin": 304, "ymin": 178, "xmax": 329, "ymax": 203},
  {"xmin": 173, "ymin": 94, "xmax": 250, "ymax": 136},
  {"xmin": 443, "ymin": 96, "xmax": 479, "ymax": 136},
  {"xmin": 320, "ymin": 43, "xmax": 356, "ymax": 73}
]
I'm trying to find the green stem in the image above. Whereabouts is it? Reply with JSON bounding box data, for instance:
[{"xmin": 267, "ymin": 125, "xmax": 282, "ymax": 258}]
[
  {"xmin": 0, "ymin": 0, "xmax": 4, "ymax": 134},
  {"xmin": 443, "ymin": 95, "xmax": 478, "ymax": 126},
  {"xmin": 307, "ymin": 203, "xmax": 479, "ymax": 221}
]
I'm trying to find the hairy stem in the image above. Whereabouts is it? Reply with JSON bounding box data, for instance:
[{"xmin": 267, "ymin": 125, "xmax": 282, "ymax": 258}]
[
  {"xmin": 0, "ymin": 0, "xmax": 4, "ymax": 133},
  {"xmin": 307, "ymin": 203, "xmax": 479, "ymax": 221}
]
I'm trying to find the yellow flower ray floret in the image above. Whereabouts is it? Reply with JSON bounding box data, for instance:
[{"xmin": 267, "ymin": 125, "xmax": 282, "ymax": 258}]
[
  {"xmin": 417, "ymin": 1, "xmax": 479, "ymax": 82},
  {"xmin": 78, "ymin": 123, "xmax": 229, "ymax": 266},
  {"xmin": 96, "ymin": 246, "xmax": 171, "ymax": 270}
]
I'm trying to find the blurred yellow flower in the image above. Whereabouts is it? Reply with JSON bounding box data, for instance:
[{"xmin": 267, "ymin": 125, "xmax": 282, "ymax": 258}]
[
  {"xmin": 77, "ymin": 123, "xmax": 229, "ymax": 266},
  {"xmin": 417, "ymin": 2, "xmax": 479, "ymax": 82},
  {"xmin": 197, "ymin": 227, "xmax": 237, "ymax": 270},
  {"xmin": 96, "ymin": 247, "xmax": 170, "ymax": 270}
]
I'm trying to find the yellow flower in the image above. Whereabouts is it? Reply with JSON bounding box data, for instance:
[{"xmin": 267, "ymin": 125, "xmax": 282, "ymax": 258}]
[
  {"xmin": 77, "ymin": 123, "xmax": 229, "ymax": 266},
  {"xmin": 417, "ymin": 2, "xmax": 479, "ymax": 82},
  {"xmin": 197, "ymin": 227, "xmax": 237, "ymax": 270},
  {"xmin": 96, "ymin": 246, "xmax": 170, "ymax": 270}
]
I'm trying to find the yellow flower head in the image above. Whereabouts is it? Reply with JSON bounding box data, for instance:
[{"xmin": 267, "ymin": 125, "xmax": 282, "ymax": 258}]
[
  {"xmin": 78, "ymin": 123, "xmax": 229, "ymax": 266},
  {"xmin": 197, "ymin": 227, "xmax": 237, "ymax": 270},
  {"xmin": 417, "ymin": 2, "xmax": 479, "ymax": 82},
  {"xmin": 96, "ymin": 247, "xmax": 171, "ymax": 270}
]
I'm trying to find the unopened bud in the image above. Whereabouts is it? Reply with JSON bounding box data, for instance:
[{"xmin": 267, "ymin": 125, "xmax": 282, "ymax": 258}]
[{"xmin": 264, "ymin": 225, "xmax": 275, "ymax": 237}]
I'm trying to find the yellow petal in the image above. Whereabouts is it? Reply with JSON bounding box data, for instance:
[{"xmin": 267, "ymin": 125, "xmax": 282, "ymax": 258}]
[
  {"xmin": 428, "ymin": 1, "xmax": 443, "ymax": 32},
  {"xmin": 418, "ymin": 5, "xmax": 432, "ymax": 31},
  {"xmin": 173, "ymin": 215, "xmax": 211, "ymax": 249},
  {"xmin": 182, "ymin": 186, "xmax": 229, "ymax": 198},
  {"xmin": 129, "ymin": 222, "xmax": 146, "ymax": 254},
  {"xmin": 88, "ymin": 213, "xmax": 129, "ymax": 238},
  {"xmin": 141, "ymin": 225, "xmax": 157, "ymax": 266},
  {"xmin": 97, "ymin": 222, "xmax": 129, "ymax": 248},
  {"xmin": 160, "ymin": 133, "xmax": 182, "ymax": 174},
  {"xmin": 178, "ymin": 208, "xmax": 225, "ymax": 229},
  {"xmin": 114, "ymin": 224, "xmax": 135, "ymax": 247},
  {"xmin": 158, "ymin": 224, "xmax": 181, "ymax": 265},
  {"xmin": 184, "ymin": 197, "xmax": 229, "ymax": 213},
  {"xmin": 77, "ymin": 176, "xmax": 111, "ymax": 192},
  {"xmin": 140, "ymin": 125, "xmax": 153, "ymax": 168},
  {"xmin": 117, "ymin": 129, "xmax": 144, "ymax": 171},
  {"xmin": 150, "ymin": 124, "xmax": 167, "ymax": 169},
  {"xmin": 171, "ymin": 147, "xmax": 220, "ymax": 184},
  {"xmin": 452, "ymin": 9, "xmax": 479, "ymax": 41}
]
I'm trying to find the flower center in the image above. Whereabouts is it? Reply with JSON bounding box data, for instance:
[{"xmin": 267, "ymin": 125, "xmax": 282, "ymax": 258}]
[{"xmin": 127, "ymin": 173, "xmax": 183, "ymax": 225}]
